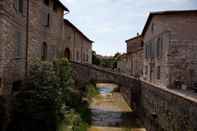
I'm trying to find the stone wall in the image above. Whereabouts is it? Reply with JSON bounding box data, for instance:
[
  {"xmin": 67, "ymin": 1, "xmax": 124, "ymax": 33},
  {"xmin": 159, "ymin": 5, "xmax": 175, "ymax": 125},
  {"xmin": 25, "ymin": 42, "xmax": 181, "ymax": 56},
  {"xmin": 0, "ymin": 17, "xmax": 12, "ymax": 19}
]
[
  {"xmin": 143, "ymin": 12, "xmax": 197, "ymax": 89},
  {"xmin": 63, "ymin": 20, "xmax": 93, "ymax": 64},
  {"xmin": 140, "ymin": 81, "xmax": 197, "ymax": 131},
  {"xmin": 28, "ymin": 0, "xmax": 65, "ymax": 63},
  {"xmin": 0, "ymin": 0, "xmax": 27, "ymax": 95},
  {"xmin": 72, "ymin": 63, "xmax": 197, "ymax": 131}
]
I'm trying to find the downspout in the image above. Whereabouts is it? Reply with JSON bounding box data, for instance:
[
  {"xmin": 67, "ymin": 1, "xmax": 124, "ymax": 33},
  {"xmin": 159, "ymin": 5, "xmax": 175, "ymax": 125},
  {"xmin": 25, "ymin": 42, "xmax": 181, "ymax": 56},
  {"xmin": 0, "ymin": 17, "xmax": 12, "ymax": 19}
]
[{"xmin": 25, "ymin": 0, "xmax": 29, "ymax": 77}]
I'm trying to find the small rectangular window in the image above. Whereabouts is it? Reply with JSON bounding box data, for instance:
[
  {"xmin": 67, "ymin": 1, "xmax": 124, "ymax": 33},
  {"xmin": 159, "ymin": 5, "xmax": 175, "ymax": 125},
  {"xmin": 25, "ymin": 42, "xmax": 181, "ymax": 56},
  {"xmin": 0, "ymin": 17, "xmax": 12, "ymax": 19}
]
[
  {"xmin": 44, "ymin": 0, "xmax": 49, "ymax": 6},
  {"xmin": 15, "ymin": 0, "xmax": 23, "ymax": 14},
  {"xmin": 16, "ymin": 31, "xmax": 22, "ymax": 58},
  {"xmin": 42, "ymin": 13, "xmax": 50, "ymax": 27},
  {"xmin": 46, "ymin": 14, "xmax": 50, "ymax": 27},
  {"xmin": 53, "ymin": 2, "xmax": 58, "ymax": 12},
  {"xmin": 157, "ymin": 66, "xmax": 161, "ymax": 80},
  {"xmin": 0, "ymin": 78, "xmax": 2, "ymax": 88},
  {"xmin": 145, "ymin": 65, "xmax": 148, "ymax": 75}
]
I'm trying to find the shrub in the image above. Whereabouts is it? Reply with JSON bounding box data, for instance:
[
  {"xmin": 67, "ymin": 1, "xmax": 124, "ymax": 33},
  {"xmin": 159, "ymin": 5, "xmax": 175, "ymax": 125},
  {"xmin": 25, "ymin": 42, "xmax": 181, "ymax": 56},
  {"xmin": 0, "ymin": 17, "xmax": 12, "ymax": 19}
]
[{"xmin": 9, "ymin": 58, "xmax": 74, "ymax": 131}]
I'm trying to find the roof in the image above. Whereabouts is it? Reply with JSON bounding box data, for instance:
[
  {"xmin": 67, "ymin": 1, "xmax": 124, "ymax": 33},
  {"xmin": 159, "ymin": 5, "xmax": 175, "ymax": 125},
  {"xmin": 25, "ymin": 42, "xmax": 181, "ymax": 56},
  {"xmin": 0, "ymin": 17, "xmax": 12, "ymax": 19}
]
[
  {"xmin": 125, "ymin": 35, "xmax": 142, "ymax": 43},
  {"xmin": 141, "ymin": 10, "xmax": 197, "ymax": 37},
  {"xmin": 55, "ymin": 0, "xmax": 69, "ymax": 12},
  {"xmin": 64, "ymin": 19, "xmax": 94, "ymax": 43}
]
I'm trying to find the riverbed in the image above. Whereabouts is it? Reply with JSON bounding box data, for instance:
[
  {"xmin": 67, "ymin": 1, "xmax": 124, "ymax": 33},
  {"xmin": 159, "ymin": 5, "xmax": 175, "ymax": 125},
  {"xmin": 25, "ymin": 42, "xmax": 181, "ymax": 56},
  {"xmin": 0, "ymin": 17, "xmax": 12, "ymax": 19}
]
[{"xmin": 88, "ymin": 83, "xmax": 146, "ymax": 131}]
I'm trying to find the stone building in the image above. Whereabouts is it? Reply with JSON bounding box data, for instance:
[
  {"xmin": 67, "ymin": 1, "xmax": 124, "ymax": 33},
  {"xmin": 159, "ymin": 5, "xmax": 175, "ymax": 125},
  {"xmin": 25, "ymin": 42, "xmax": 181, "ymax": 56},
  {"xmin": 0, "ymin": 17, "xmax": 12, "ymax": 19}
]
[
  {"xmin": 0, "ymin": 0, "xmax": 93, "ymax": 95},
  {"xmin": 142, "ymin": 10, "xmax": 197, "ymax": 89},
  {"xmin": 28, "ymin": 0, "xmax": 69, "ymax": 63},
  {"xmin": 125, "ymin": 35, "xmax": 144, "ymax": 77},
  {"xmin": 0, "ymin": 0, "xmax": 29, "ymax": 95},
  {"xmin": 117, "ymin": 54, "xmax": 128, "ymax": 73},
  {"xmin": 63, "ymin": 19, "xmax": 93, "ymax": 64},
  {"xmin": 0, "ymin": 0, "xmax": 69, "ymax": 95}
]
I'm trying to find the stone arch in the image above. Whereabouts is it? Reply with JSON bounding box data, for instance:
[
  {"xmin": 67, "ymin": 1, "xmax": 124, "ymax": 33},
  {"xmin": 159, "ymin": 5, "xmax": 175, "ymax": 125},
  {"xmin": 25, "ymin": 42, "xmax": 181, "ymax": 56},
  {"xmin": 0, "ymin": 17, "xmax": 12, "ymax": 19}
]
[{"xmin": 64, "ymin": 48, "xmax": 71, "ymax": 60}]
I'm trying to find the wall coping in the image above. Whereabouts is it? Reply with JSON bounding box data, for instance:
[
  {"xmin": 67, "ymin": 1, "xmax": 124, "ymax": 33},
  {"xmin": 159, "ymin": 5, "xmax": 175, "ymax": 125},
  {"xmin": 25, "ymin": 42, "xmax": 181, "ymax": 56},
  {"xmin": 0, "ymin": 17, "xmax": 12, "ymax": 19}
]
[{"xmin": 141, "ymin": 79, "xmax": 197, "ymax": 104}]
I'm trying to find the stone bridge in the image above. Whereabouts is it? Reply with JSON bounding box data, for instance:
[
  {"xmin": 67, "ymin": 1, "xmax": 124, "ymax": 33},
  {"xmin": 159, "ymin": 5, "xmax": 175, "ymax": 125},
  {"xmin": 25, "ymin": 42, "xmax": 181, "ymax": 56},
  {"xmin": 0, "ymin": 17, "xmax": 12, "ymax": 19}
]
[{"xmin": 72, "ymin": 62, "xmax": 197, "ymax": 131}]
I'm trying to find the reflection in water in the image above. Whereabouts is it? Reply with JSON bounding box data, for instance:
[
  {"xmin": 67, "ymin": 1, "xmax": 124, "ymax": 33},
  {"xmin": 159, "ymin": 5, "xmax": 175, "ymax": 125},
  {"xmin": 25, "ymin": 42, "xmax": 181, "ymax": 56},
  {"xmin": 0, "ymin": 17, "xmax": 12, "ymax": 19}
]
[{"xmin": 88, "ymin": 83, "xmax": 146, "ymax": 131}]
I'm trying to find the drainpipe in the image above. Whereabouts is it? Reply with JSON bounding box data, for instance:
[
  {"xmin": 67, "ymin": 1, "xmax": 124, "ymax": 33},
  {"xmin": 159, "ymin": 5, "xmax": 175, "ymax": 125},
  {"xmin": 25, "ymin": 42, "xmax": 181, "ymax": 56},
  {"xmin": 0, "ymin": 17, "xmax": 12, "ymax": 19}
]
[{"xmin": 25, "ymin": 0, "xmax": 29, "ymax": 77}]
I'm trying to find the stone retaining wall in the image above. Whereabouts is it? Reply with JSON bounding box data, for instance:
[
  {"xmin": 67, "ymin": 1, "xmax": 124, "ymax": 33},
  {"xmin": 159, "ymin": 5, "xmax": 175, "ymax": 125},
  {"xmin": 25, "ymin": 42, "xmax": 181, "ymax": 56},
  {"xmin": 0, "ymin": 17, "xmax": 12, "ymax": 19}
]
[{"xmin": 72, "ymin": 62, "xmax": 197, "ymax": 131}]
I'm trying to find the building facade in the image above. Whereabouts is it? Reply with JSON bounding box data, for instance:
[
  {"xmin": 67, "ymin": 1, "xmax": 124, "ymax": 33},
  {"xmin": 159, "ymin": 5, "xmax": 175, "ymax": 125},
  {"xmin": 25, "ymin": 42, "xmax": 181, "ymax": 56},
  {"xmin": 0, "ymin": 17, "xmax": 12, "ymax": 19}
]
[
  {"xmin": 0, "ymin": 0, "xmax": 93, "ymax": 95},
  {"xmin": 125, "ymin": 36, "xmax": 144, "ymax": 77},
  {"xmin": 142, "ymin": 10, "xmax": 197, "ymax": 89},
  {"xmin": 0, "ymin": 0, "xmax": 28, "ymax": 95},
  {"xmin": 63, "ymin": 19, "xmax": 93, "ymax": 64}
]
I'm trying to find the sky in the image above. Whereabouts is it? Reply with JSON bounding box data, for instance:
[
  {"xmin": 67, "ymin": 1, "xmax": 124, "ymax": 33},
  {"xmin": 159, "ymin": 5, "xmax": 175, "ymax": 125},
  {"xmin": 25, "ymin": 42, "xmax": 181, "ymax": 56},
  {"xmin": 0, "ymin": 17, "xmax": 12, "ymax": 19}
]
[{"xmin": 60, "ymin": 0, "xmax": 197, "ymax": 56}]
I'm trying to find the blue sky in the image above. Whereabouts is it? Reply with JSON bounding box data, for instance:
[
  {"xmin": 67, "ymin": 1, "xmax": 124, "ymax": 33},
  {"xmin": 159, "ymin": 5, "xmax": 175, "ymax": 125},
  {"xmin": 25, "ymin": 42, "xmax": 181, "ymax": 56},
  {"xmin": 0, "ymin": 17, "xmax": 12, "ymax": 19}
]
[{"xmin": 60, "ymin": 0, "xmax": 197, "ymax": 56}]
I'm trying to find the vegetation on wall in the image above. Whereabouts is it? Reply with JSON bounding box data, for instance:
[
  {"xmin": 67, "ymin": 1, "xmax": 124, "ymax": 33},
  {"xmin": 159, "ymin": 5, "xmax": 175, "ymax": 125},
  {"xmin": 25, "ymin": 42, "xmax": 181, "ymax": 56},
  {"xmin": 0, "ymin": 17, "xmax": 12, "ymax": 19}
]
[{"xmin": 6, "ymin": 58, "xmax": 91, "ymax": 131}]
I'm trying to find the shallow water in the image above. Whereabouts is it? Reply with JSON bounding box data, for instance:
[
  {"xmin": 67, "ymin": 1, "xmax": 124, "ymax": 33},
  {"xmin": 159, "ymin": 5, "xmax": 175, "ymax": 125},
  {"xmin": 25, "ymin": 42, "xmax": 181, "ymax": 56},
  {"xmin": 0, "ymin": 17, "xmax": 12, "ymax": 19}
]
[{"xmin": 88, "ymin": 83, "xmax": 146, "ymax": 131}]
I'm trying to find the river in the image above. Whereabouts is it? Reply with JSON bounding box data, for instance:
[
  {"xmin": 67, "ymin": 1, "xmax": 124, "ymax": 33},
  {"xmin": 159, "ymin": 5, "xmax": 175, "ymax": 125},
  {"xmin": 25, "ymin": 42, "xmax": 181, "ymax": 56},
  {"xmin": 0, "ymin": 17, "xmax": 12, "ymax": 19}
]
[{"xmin": 88, "ymin": 83, "xmax": 146, "ymax": 131}]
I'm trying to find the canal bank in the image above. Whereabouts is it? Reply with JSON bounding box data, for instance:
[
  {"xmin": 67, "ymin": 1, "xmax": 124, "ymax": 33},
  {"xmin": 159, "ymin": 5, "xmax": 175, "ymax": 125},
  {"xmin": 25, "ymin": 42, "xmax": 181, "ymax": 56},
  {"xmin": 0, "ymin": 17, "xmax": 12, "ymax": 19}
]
[{"xmin": 88, "ymin": 83, "xmax": 146, "ymax": 131}]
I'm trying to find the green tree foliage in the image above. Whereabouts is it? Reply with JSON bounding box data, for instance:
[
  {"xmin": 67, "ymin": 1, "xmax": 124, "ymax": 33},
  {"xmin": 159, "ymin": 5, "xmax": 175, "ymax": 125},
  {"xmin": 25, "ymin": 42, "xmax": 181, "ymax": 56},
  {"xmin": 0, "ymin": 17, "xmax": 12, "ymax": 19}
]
[
  {"xmin": 8, "ymin": 58, "xmax": 74, "ymax": 131},
  {"xmin": 6, "ymin": 58, "xmax": 96, "ymax": 131}
]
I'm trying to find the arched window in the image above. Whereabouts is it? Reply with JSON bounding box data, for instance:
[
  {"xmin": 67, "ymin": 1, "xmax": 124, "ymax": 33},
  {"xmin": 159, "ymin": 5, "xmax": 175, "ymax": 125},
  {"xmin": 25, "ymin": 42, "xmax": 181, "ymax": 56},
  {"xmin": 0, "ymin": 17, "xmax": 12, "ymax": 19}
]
[
  {"xmin": 64, "ymin": 48, "xmax": 70, "ymax": 60},
  {"xmin": 41, "ymin": 42, "xmax": 47, "ymax": 61}
]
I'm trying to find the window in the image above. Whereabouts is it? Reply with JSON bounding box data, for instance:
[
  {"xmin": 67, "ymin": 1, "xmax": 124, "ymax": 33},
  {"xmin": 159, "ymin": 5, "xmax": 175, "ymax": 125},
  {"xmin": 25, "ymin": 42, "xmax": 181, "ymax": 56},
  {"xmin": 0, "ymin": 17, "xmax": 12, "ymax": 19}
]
[
  {"xmin": 151, "ymin": 23, "xmax": 154, "ymax": 33},
  {"xmin": 156, "ymin": 38, "xmax": 160, "ymax": 57},
  {"xmin": 145, "ymin": 65, "xmax": 148, "ymax": 75},
  {"xmin": 156, "ymin": 37, "xmax": 163, "ymax": 58},
  {"xmin": 86, "ymin": 54, "xmax": 88, "ymax": 62},
  {"xmin": 0, "ymin": 78, "xmax": 2, "ymax": 89},
  {"xmin": 46, "ymin": 14, "xmax": 50, "ymax": 27},
  {"xmin": 16, "ymin": 31, "xmax": 22, "ymax": 58},
  {"xmin": 77, "ymin": 51, "xmax": 79, "ymax": 61},
  {"xmin": 15, "ymin": 0, "xmax": 23, "ymax": 14},
  {"xmin": 42, "ymin": 13, "xmax": 50, "ymax": 27},
  {"xmin": 44, "ymin": 0, "xmax": 49, "ymax": 6},
  {"xmin": 41, "ymin": 42, "xmax": 47, "ymax": 61},
  {"xmin": 53, "ymin": 2, "xmax": 58, "ymax": 12},
  {"xmin": 157, "ymin": 66, "xmax": 161, "ymax": 80}
]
